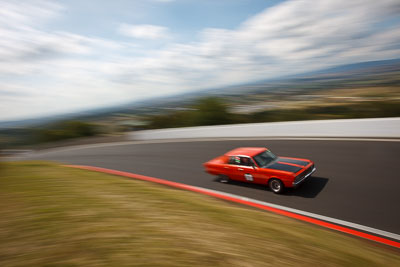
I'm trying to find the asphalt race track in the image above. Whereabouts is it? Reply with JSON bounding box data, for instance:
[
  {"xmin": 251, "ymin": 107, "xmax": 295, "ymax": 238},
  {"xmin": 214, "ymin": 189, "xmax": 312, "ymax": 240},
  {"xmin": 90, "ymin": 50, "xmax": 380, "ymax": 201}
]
[{"xmin": 20, "ymin": 139, "xmax": 400, "ymax": 236}]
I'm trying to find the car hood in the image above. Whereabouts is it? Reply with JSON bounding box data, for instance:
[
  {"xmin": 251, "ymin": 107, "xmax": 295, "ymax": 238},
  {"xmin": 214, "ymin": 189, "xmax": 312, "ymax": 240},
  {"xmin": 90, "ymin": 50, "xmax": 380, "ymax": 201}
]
[{"xmin": 264, "ymin": 157, "xmax": 310, "ymax": 173}]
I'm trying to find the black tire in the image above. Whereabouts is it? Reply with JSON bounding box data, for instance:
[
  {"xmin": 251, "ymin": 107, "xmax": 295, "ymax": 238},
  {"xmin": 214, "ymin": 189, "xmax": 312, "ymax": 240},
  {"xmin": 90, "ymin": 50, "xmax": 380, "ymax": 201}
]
[
  {"xmin": 269, "ymin": 178, "xmax": 285, "ymax": 194},
  {"xmin": 218, "ymin": 174, "xmax": 230, "ymax": 183}
]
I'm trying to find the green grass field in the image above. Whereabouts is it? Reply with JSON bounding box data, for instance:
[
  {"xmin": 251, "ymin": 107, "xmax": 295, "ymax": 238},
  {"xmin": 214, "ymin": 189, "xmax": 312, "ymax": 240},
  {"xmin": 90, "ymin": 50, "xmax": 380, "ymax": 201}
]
[{"xmin": 0, "ymin": 161, "xmax": 399, "ymax": 266}]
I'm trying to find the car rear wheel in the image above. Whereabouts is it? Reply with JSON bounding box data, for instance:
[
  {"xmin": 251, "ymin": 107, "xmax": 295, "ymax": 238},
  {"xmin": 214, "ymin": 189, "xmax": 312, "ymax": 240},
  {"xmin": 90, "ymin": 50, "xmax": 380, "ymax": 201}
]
[
  {"xmin": 269, "ymin": 178, "xmax": 284, "ymax": 194},
  {"xmin": 219, "ymin": 174, "xmax": 230, "ymax": 183}
]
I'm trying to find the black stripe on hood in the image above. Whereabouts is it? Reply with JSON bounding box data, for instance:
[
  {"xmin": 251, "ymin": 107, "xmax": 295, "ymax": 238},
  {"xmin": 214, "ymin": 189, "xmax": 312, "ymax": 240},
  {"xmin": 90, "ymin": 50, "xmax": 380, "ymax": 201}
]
[
  {"xmin": 278, "ymin": 158, "xmax": 309, "ymax": 166},
  {"xmin": 266, "ymin": 162, "xmax": 302, "ymax": 173}
]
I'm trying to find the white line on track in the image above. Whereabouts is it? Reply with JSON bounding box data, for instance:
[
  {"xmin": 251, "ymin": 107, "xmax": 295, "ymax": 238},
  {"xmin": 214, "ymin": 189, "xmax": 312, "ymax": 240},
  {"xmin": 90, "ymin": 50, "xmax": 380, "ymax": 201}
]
[{"xmin": 192, "ymin": 186, "xmax": 400, "ymax": 241}]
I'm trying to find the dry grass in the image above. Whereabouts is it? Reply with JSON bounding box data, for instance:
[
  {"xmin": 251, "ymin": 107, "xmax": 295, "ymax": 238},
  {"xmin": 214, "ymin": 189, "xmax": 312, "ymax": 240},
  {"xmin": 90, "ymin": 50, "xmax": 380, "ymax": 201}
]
[{"xmin": 0, "ymin": 161, "xmax": 399, "ymax": 266}]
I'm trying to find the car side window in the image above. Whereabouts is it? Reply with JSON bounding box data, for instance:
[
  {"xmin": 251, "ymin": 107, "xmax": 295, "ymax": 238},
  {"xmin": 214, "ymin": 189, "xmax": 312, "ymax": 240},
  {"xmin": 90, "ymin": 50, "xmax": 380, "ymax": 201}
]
[
  {"xmin": 240, "ymin": 157, "xmax": 248, "ymax": 166},
  {"xmin": 229, "ymin": 156, "xmax": 254, "ymax": 167},
  {"xmin": 240, "ymin": 157, "xmax": 254, "ymax": 167},
  {"xmin": 229, "ymin": 156, "xmax": 241, "ymax": 165}
]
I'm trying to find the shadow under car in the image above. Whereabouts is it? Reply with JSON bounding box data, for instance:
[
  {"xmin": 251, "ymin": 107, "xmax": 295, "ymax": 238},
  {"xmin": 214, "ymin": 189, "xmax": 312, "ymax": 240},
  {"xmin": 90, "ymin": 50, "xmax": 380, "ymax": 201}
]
[{"xmin": 214, "ymin": 176, "xmax": 329, "ymax": 198}]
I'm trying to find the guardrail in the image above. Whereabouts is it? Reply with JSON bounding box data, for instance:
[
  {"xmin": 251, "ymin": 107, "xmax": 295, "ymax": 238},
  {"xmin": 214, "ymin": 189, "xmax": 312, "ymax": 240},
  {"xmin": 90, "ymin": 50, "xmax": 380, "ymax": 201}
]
[{"xmin": 129, "ymin": 117, "xmax": 400, "ymax": 141}]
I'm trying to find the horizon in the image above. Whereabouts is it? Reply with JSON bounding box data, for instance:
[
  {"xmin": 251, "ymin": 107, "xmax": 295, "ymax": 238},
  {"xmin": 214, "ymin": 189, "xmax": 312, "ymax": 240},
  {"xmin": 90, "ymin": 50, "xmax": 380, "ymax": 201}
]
[
  {"xmin": 0, "ymin": 56, "xmax": 398, "ymax": 125},
  {"xmin": 1, "ymin": 0, "xmax": 400, "ymax": 121}
]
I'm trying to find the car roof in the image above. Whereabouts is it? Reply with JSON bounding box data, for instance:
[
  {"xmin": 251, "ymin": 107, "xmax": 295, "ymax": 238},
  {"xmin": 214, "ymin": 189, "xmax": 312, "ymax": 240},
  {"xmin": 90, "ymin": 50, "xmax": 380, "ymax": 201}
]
[{"xmin": 225, "ymin": 147, "xmax": 267, "ymax": 157}]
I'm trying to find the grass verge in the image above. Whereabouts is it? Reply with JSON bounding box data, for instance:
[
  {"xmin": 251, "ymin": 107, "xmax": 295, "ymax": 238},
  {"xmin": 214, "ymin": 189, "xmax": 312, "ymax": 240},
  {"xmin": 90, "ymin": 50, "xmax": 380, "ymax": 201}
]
[{"xmin": 0, "ymin": 161, "xmax": 399, "ymax": 266}]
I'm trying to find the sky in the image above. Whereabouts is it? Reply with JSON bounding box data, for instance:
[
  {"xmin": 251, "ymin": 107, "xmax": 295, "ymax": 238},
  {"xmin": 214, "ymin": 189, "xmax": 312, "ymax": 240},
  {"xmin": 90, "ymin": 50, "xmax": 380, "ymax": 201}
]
[{"xmin": 1, "ymin": 0, "xmax": 400, "ymax": 121}]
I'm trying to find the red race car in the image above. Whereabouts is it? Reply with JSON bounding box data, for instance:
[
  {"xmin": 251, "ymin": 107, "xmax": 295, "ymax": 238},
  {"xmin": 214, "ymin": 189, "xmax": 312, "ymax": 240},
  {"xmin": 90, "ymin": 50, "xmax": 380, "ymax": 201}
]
[{"xmin": 203, "ymin": 147, "xmax": 316, "ymax": 194}]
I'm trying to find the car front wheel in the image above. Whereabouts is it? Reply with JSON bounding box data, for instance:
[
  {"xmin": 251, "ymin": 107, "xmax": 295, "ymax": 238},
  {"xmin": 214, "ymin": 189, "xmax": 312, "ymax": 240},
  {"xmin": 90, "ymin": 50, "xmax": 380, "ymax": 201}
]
[{"xmin": 269, "ymin": 178, "xmax": 284, "ymax": 194}]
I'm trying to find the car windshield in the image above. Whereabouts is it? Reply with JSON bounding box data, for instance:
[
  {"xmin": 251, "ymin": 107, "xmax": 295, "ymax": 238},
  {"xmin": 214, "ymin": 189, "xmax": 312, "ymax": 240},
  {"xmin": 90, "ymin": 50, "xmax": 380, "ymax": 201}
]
[{"xmin": 253, "ymin": 150, "xmax": 278, "ymax": 167}]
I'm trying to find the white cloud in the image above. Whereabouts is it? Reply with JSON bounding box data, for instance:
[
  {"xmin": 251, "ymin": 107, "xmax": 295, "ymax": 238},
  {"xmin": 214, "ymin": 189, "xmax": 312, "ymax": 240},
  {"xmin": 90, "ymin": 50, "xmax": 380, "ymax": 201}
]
[
  {"xmin": 0, "ymin": 0, "xmax": 62, "ymax": 29},
  {"xmin": 131, "ymin": 0, "xmax": 400, "ymax": 86},
  {"xmin": 1, "ymin": 0, "xmax": 400, "ymax": 121},
  {"xmin": 118, "ymin": 24, "xmax": 169, "ymax": 39}
]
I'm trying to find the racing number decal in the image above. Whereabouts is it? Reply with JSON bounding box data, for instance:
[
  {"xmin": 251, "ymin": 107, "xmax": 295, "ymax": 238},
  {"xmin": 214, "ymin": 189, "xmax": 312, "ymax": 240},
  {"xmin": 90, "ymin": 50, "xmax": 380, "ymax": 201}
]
[{"xmin": 244, "ymin": 174, "xmax": 253, "ymax": 181}]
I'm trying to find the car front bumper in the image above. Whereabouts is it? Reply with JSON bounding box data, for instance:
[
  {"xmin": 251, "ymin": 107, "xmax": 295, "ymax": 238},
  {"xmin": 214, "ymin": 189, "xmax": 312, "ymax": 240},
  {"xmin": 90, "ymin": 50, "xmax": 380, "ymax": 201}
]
[{"xmin": 293, "ymin": 167, "xmax": 316, "ymax": 186}]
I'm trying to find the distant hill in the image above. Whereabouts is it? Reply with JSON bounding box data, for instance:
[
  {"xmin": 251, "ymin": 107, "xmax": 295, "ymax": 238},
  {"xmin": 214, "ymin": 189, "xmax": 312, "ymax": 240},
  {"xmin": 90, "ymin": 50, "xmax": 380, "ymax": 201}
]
[
  {"xmin": 1, "ymin": 57, "xmax": 399, "ymax": 129},
  {"xmin": 308, "ymin": 58, "xmax": 400, "ymax": 74}
]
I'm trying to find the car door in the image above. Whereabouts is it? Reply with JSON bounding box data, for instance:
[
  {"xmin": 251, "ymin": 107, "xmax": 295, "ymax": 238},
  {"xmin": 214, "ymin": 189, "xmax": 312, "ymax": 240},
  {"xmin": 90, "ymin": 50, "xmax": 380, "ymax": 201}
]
[
  {"xmin": 228, "ymin": 156, "xmax": 257, "ymax": 182},
  {"xmin": 239, "ymin": 157, "xmax": 268, "ymax": 184},
  {"xmin": 237, "ymin": 165, "xmax": 257, "ymax": 182}
]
